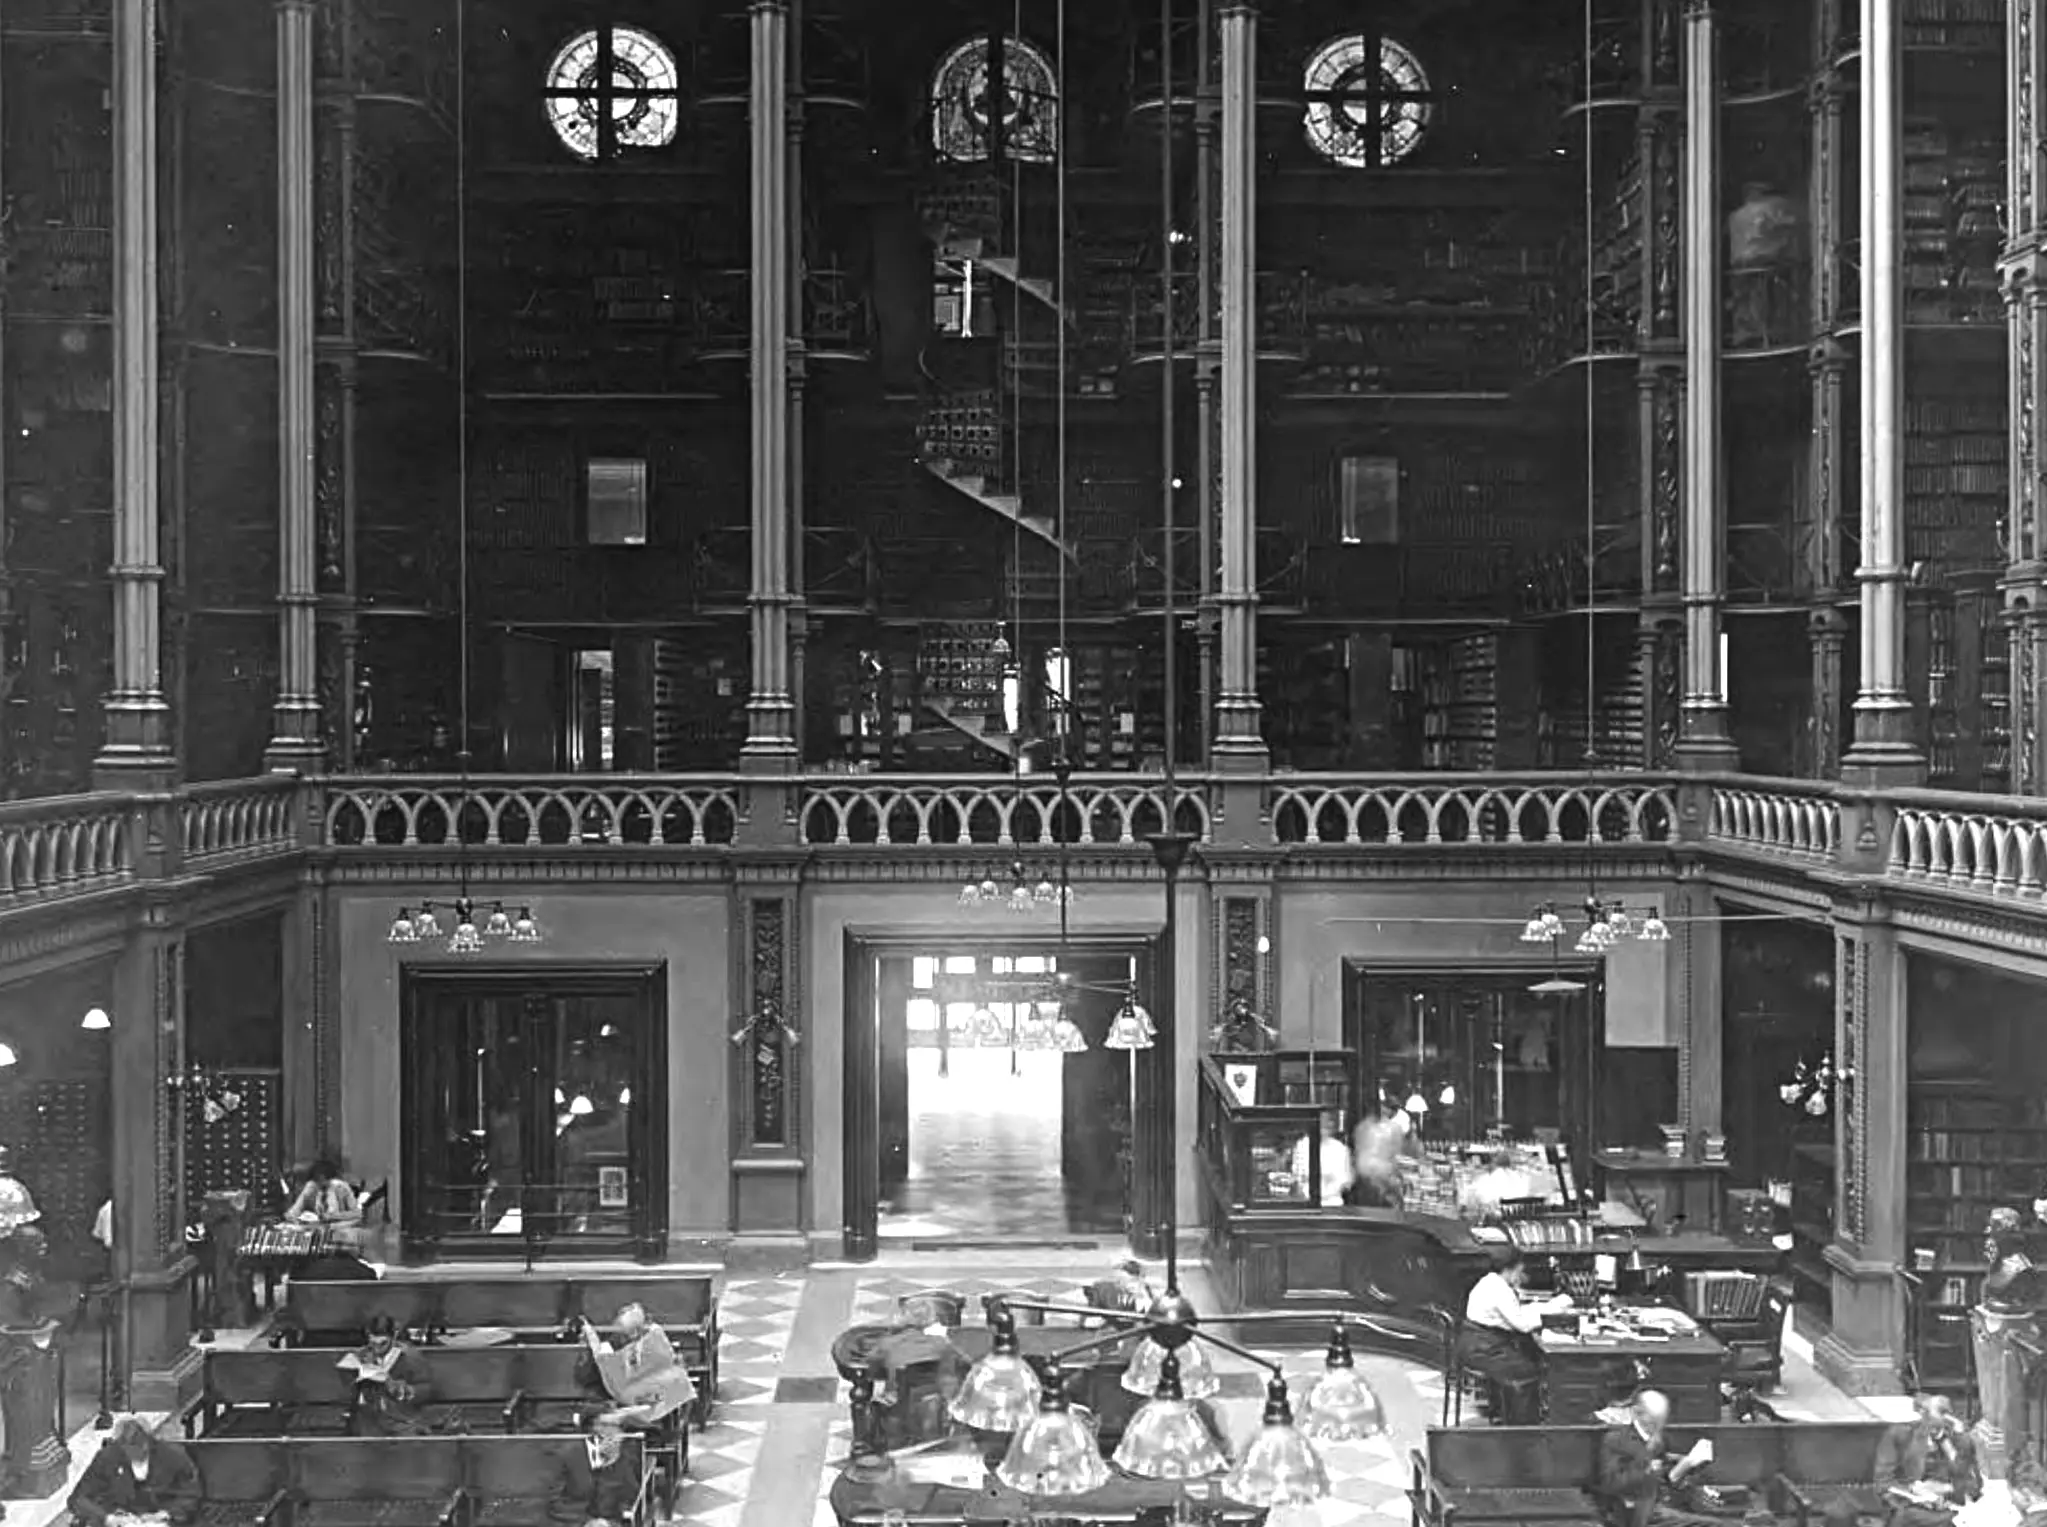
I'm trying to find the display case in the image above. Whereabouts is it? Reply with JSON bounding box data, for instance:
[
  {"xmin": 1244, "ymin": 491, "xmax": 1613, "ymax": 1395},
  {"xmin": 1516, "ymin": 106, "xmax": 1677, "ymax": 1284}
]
[{"xmin": 1194, "ymin": 1053, "xmax": 1354, "ymax": 1209}]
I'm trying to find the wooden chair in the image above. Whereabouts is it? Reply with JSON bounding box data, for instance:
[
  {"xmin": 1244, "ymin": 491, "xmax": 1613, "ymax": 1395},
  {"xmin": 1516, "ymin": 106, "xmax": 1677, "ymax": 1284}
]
[{"xmin": 895, "ymin": 1291, "xmax": 965, "ymax": 1328}]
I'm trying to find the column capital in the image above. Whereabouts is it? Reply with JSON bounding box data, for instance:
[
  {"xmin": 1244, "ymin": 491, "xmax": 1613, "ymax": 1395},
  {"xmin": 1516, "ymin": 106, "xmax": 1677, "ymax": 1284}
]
[
  {"xmin": 1681, "ymin": 0, "xmax": 1714, "ymax": 18},
  {"xmin": 749, "ymin": 0, "xmax": 789, "ymax": 15}
]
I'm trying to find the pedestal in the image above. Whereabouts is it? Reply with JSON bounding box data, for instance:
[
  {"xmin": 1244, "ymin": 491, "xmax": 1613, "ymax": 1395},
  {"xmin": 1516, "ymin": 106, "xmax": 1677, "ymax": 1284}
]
[
  {"xmin": 1971, "ymin": 1303, "xmax": 2033, "ymax": 1479},
  {"xmin": 0, "ymin": 1323, "xmax": 70, "ymax": 1498}
]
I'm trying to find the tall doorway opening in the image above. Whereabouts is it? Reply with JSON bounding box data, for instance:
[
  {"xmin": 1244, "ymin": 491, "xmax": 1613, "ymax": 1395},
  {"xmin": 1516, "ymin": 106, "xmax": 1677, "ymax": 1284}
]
[
  {"xmin": 844, "ymin": 937, "xmax": 1166, "ymax": 1256},
  {"xmin": 399, "ymin": 963, "xmax": 668, "ymax": 1262}
]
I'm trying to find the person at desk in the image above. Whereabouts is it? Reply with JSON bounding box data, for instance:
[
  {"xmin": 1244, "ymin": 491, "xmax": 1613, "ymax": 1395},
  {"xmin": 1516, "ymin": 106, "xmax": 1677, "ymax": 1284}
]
[
  {"xmin": 340, "ymin": 1314, "xmax": 437, "ymax": 1435},
  {"xmin": 548, "ymin": 1409, "xmax": 641, "ymax": 1527},
  {"xmin": 68, "ymin": 1419, "xmax": 200, "ymax": 1527},
  {"xmin": 1290, "ymin": 1113, "xmax": 1357, "ymax": 1207},
  {"xmin": 1595, "ymin": 1390, "xmax": 1722, "ymax": 1527},
  {"xmin": 1870, "ymin": 1394, "xmax": 1981, "ymax": 1527},
  {"xmin": 287, "ymin": 1160, "xmax": 362, "ymax": 1227},
  {"xmin": 1459, "ymin": 1247, "xmax": 1572, "ymax": 1425}
]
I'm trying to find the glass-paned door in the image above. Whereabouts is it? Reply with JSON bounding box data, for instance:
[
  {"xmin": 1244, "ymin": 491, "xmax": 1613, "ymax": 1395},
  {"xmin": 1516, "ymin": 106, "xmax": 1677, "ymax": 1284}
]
[{"xmin": 401, "ymin": 968, "xmax": 666, "ymax": 1261}]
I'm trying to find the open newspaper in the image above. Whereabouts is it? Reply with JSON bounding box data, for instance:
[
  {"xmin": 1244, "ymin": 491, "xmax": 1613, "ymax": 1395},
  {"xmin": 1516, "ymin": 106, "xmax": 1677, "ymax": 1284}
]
[{"xmin": 593, "ymin": 1326, "xmax": 696, "ymax": 1427}]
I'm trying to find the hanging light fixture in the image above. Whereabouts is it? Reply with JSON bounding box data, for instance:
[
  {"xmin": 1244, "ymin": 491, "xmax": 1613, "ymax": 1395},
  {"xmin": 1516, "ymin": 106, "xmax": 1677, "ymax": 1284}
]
[
  {"xmin": 80, "ymin": 1007, "xmax": 110, "ymax": 1032},
  {"xmin": 996, "ymin": 1376, "xmax": 1111, "ymax": 1496},
  {"xmin": 1522, "ymin": 899, "xmax": 1668, "ymax": 955},
  {"xmin": 1103, "ymin": 985, "xmax": 1156, "ymax": 1050},
  {"xmin": 1223, "ymin": 1374, "xmax": 1330, "ymax": 1508},
  {"xmin": 1113, "ymin": 1352, "xmax": 1231, "ymax": 1479},
  {"xmin": 1297, "ymin": 1326, "xmax": 1385, "ymax": 1441},
  {"xmin": 388, "ymin": 54, "xmax": 540, "ymax": 958},
  {"xmin": 950, "ymin": 1311, "xmax": 1042, "ymax": 1432},
  {"xmin": 960, "ymin": 859, "xmax": 1068, "ymax": 912}
]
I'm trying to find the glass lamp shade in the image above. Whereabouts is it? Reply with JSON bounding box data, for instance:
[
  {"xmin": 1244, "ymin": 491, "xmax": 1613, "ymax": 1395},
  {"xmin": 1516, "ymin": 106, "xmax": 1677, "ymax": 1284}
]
[
  {"xmin": 950, "ymin": 1350, "xmax": 1043, "ymax": 1432},
  {"xmin": 1299, "ymin": 1363, "xmax": 1385, "ymax": 1442},
  {"xmin": 1048, "ymin": 1017, "xmax": 1088, "ymax": 1053},
  {"xmin": 1224, "ymin": 1378, "xmax": 1329, "ymax": 1507},
  {"xmin": 1104, "ymin": 1002, "xmax": 1155, "ymax": 1051},
  {"xmin": 387, "ymin": 909, "xmax": 421, "ymax": 945},
  {"xmin": 1112, "ymin": 1355, "xmax": 1230, "ymax": 1480},
  {"xmin": 483, "ymin": 904, "xmax": 514, "ymax": 938},
  {"xmin": 412, "ymin": 908, "xmax": 443, "ymax": 940},
  {"xmin": 1639, "ymin": 914, "xmax": 1671, "ymax": 942},
  {"xmin": 996, "ymin": 1392, "xmax": 1111, "ymax": 1496},
  {"xmin": 1122, "ymin": 1334, "xmax": 1218, "ymax": 1398}
]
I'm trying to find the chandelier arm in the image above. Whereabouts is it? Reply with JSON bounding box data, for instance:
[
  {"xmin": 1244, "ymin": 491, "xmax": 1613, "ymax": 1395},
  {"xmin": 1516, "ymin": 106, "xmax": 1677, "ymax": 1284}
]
[
  {"xmin": 990, "ymin": 1297, "xmax": 1144, "ymax": 1327},
  {"xmin": 1022, "ymin": 1324, "xmax": 1158, "ymax": 1371},
  {"xmin": 1181, "ymin": 1327, "xmax": 1283, "ymax": 1378}
]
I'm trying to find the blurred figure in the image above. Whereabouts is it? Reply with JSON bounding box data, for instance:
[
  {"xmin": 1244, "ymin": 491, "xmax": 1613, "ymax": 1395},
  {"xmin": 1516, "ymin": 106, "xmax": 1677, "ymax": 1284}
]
[
  {"xmin": 68, "ymin": 1419, "xmax": 199, "ymax": 1526},
  {"xmin": 1597, "ymin": 1390, "xmax": 1721, "ymax": 1527},
  {"xmin": 1872, "ymin": 1394, "xmax": 1980, "ymax": 1527},
  {"xmin": 1291, "ymin": 1112, "xmax": 1356, "ymax": 1207}
]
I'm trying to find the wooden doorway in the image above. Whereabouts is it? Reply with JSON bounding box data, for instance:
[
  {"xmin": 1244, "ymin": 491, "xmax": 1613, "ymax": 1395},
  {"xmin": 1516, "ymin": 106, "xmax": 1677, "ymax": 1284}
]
[
  {"xmin": 399, "ymin": 963, "xmax": 668, "ymax": 1262},
  {"xmin": 842, "ymin": 933, "xmax": 1168, "ymax": 1261}
]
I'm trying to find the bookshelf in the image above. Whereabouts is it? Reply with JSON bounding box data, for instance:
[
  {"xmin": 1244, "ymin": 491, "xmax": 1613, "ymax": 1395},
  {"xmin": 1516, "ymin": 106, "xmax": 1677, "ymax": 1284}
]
[
  {"xmin": 1414, "ymin": 631, "xmax": 1539, "ymax": 772},
  {"xmin": 1788, "ymin": 1141, "xmax": 1835, "ymax": 1320},
  {"xmin": 1905, "ymin": 1079, "xmax": 2047, "ymax": 1396}
]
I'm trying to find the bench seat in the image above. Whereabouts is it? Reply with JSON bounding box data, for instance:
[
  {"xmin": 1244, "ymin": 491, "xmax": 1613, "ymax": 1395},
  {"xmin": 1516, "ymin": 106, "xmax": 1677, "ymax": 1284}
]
[
  {"xmin": 298, "ymin": 1499, "xmax": 460, "ymax": 1527},
  {"xmin": 1434, "ymin": 1486, "xmax": 1601, "ymax": 1520}
]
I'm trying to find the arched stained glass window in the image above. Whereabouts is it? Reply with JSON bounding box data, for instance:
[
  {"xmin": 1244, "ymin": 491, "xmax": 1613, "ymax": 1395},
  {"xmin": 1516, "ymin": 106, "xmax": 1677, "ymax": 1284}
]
[
  {"xmin": 544, "ymin": 26, "xmax": 681, "ymax": 161},
  {"xmin": 931, "ymin": 34, "xmax": 1058, "ymax": 164},
  {"xmin": 1303, "ymin": 34, "xmax": 1432, "ymax": 169}
]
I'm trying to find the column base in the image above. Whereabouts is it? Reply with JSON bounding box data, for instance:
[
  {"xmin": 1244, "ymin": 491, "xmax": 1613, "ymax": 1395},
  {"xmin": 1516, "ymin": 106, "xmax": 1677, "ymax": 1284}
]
[
  {"xmin": 263, "ymin": 741, "xmax": 326, "ymax": 774},
  {"xmin": 1672, "ymin": 737, "xmax": 1741, "ymax": 773},
  {"xmin": 1844, "ymin": 699, "xmax": 1924, "ymax": 786}
]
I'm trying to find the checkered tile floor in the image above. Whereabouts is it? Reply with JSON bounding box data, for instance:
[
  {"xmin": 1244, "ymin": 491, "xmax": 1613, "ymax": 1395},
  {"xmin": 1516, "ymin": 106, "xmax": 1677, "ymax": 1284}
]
[{"xmin": 670, "ymin": 1276, "xmax": 803, "ymax": 1527}]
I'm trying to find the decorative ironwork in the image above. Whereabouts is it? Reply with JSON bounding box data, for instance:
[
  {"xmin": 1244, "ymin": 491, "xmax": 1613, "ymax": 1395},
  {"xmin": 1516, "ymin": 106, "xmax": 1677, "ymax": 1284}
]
[
  {"xmin": 1212, "ymin": 898, "xmax": 1271, "ymax": 1053},
  {"xmin": 1301, "ymin": 33, "xmax": 1432, "ymax": 170},
  {"xmin": 1650, "ymin": 369, "xmax": 1682, "ymax": 591},
  {"xmin": 314, "ymin": 107, "xmax": 348, "ymax": 330},
  {"xmin": 2019, "ymin": 614, "xmax": 2041, "ymax": 793},
  {"xmin": 742, "ymin": 899, "xmax": 796, "ymax": 1147},
  {"xmin": 2017, "ymin": 0, "xmax": 2037, "ymax": 241},
  {"xmin": 1651, "ymin": 0, "xmax": 1681, "ymax": 87},
  {"xmin": 352, "ymin": 137, "xmax": 449, "ymax": 359},
  {"xmin": 1837, "ymin": 932, "xmax": 1867, "ymax": 1244},
  {"xmin": 155, "ymin": 938, "xmax": 183, "ymax": 1265},
  {"xmin": 1652, "ymin": 625, "xmax": 1683, "ymax": 768},
  {"xmin": 315, "ymin": 369, "xmax": 346, "ymax": 592},
  {"xmin": 2012, "ymin": 264, "xmax": 2040, "ymax": 562},
  {"xmin": 1649, "ymin": 121, "xmax": 1681, "ymax": 340},
  {"xmin": 930, "ymin": 34, "xmax": 1057, "ymax": 164}
]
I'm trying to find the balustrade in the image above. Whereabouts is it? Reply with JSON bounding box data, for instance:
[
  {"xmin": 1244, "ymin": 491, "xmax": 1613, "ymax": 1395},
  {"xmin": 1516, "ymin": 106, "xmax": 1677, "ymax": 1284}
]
[{"xmin": 0, "ymin": 772, "xmax": 2040, "ymax": 928}]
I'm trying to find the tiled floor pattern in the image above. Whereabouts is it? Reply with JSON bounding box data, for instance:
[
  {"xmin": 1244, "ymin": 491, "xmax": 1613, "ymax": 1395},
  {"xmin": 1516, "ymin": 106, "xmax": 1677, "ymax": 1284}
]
[
  {"xmin": 879, "ymin": 1049, "xmax": 1119, "ymax": 1244},
  {"xmin": 674, "ymin": 1275, "xmax": 805, "ymax": 1527}
]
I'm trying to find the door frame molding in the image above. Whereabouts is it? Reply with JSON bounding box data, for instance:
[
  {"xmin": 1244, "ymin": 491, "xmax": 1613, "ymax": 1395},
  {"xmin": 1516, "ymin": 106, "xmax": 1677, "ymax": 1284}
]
[
  {"xmin": 398, "ymin": 960, "xmax": 669, "ymax": 1262},
  {"xmin": 840, "ymin": 929, "xmax": 1166, "ymax": 1262}
]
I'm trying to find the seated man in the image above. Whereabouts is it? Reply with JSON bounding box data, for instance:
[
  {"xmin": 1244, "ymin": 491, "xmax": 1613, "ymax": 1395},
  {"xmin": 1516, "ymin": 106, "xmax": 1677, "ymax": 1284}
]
[
  {"xmin": 340, "ymin": 1314, "xmax": 437, "ymax": 1435},
  {"xmin": 68, "ymin": 1419, "xmax": 200, "ymax": 1527},
  {"xmin": 1458, "ymin": 1246, "xmax": 1571, "ymax": 1425},
  {"xmin": 1595, "ymin": 1390, "xmax": 1722, "ymax": 1527},
  {"xmin": 548, "ymin": 1409, "xmax": 641, "ymax": 1527},
  {"xmin": 575, "ymin": 1302, "xmax": 694, "ymax": 1430},
  {"xmin": 1872, "ymin": 1394, "xmax": 1981, "ymax": 1527},
  {"xmin": 2011, "ymin": 1441, "xmax": 2047, "ymax": 1527},
  {"xmin": 286, "ymin": 1160, "xmax": 362, "ymax": 1227}
]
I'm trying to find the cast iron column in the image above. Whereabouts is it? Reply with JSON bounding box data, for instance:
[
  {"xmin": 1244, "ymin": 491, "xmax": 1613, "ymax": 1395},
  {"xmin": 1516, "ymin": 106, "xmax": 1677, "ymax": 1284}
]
[
  {"xmin": 2002, "ymin": 0, "xmax": 2047, "ymax": 790},
  {"xmin": 786, "ymin": 1, "xmax": 808, "ymax": 759},
  {"xmin": 1807, "ymin": 4, "xmax": 1849, "ymax": 779},
  {"xmin": 268, "ymin": 0, "xmax": 323, "ymax": 768},
  {"xmin": 98, "ymin": 0, "xmax": 174, "ymax": 784},
  {"xmin": 1213, "ymin": 2, "xmax": 1264, "ymax": 766},
  {"xmin": 743, "ymin": 0, "xmax": 796, "ymax": 764},
  {"xmin": 1677, "ymin": 0, "xmax": 1737, "ymax": 764},
  {"xmin": 1846, "ymin": 0, "xmax": 1921, "ymax": 776}
]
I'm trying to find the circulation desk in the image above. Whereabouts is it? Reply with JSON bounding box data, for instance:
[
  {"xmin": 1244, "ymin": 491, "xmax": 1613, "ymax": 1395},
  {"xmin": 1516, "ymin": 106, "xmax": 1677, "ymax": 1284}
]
[
  {"xmin": 1537, "ymin": 1324, "xmax": 1725, "ymax": 1424},
  {"xmin": 829, "ymin": 1459, "xmax": 1262, "ymax": 1526}
]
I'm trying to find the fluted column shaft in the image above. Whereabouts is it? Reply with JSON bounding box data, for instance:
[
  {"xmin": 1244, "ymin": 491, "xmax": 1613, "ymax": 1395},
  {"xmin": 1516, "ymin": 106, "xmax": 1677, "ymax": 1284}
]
[
  {"xmin": 2002, "ymin": 0, "xmax": 2047, "ymax": 790},
  {"xmin": 1847, "ymin": 0, "xmax": 1920, "ymax": 773},
  {"xmin": 1213, "ymin": 2, "xmax": 1264, "ymax": 764},
  {"xmin": 744, "ymin": 0, "xmax": 796, "ymax": 763},
  {"xmin": 1677, "ymin": 0, "xmax": 1736, "ymax": 764},
  {"xmin": 268, "ymin": 0, "xmax": 322, "ymax": 768},
  {"xmin": 98, "ymin": 0, "xmax": 174, "ymax": 784}
]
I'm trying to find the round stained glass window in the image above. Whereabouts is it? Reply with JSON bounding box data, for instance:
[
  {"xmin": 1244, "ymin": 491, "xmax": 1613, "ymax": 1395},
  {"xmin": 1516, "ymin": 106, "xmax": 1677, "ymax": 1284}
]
[
  {"xmin": 544, "ymin": 26, "xmax": 681, "ymax": 161},
  {"xmin": 1303, "ymin": 34, "xmax": 1432, "ymax": 169},
  {"xmin": 930, "ymin": 34, "xmax": 1058, "ymax": 164}
]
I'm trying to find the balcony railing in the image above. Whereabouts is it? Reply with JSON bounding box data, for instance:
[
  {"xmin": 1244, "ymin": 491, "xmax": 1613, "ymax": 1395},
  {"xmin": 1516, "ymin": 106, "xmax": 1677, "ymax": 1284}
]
[
  {"xmin": 1269, "ymin": 775, "xmax": 1678, "ymax": 847},
  {"xmin": 11, "ymin": 772, "xmax": 2047, "ymax": 932},
  {"xmin": 1888, "ymin": 791, "xmax": 2047, "ymax": 903}
]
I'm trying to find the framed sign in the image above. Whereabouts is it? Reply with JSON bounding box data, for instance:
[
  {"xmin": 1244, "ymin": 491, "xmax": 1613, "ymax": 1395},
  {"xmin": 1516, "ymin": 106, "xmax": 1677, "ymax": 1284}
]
[
  {"xmin": 598, "ymin": 1166, "xmax": 629, "ymax": 1208},
  {"xmin": 1223, "ymin": 1064, "xmax": 1259, "ymax": 1107}
]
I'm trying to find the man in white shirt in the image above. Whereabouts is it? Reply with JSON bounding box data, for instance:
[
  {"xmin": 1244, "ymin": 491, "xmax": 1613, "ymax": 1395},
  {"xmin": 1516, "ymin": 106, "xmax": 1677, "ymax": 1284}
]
[
  {"xmin": 1457, "ymin": 1247, "xmax": 1571, "ymax": 1424},
  {"xmin": 1289, "ymin": 1113, "xmax": 1356, "ymax": 1207}
]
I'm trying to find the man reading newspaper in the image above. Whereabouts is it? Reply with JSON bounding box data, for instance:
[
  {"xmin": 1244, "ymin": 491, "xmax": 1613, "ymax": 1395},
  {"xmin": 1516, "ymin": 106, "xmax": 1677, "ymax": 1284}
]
[{"xmin": 577, "ymin": 1302, "xmax": 695, "ymax": 1429}]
